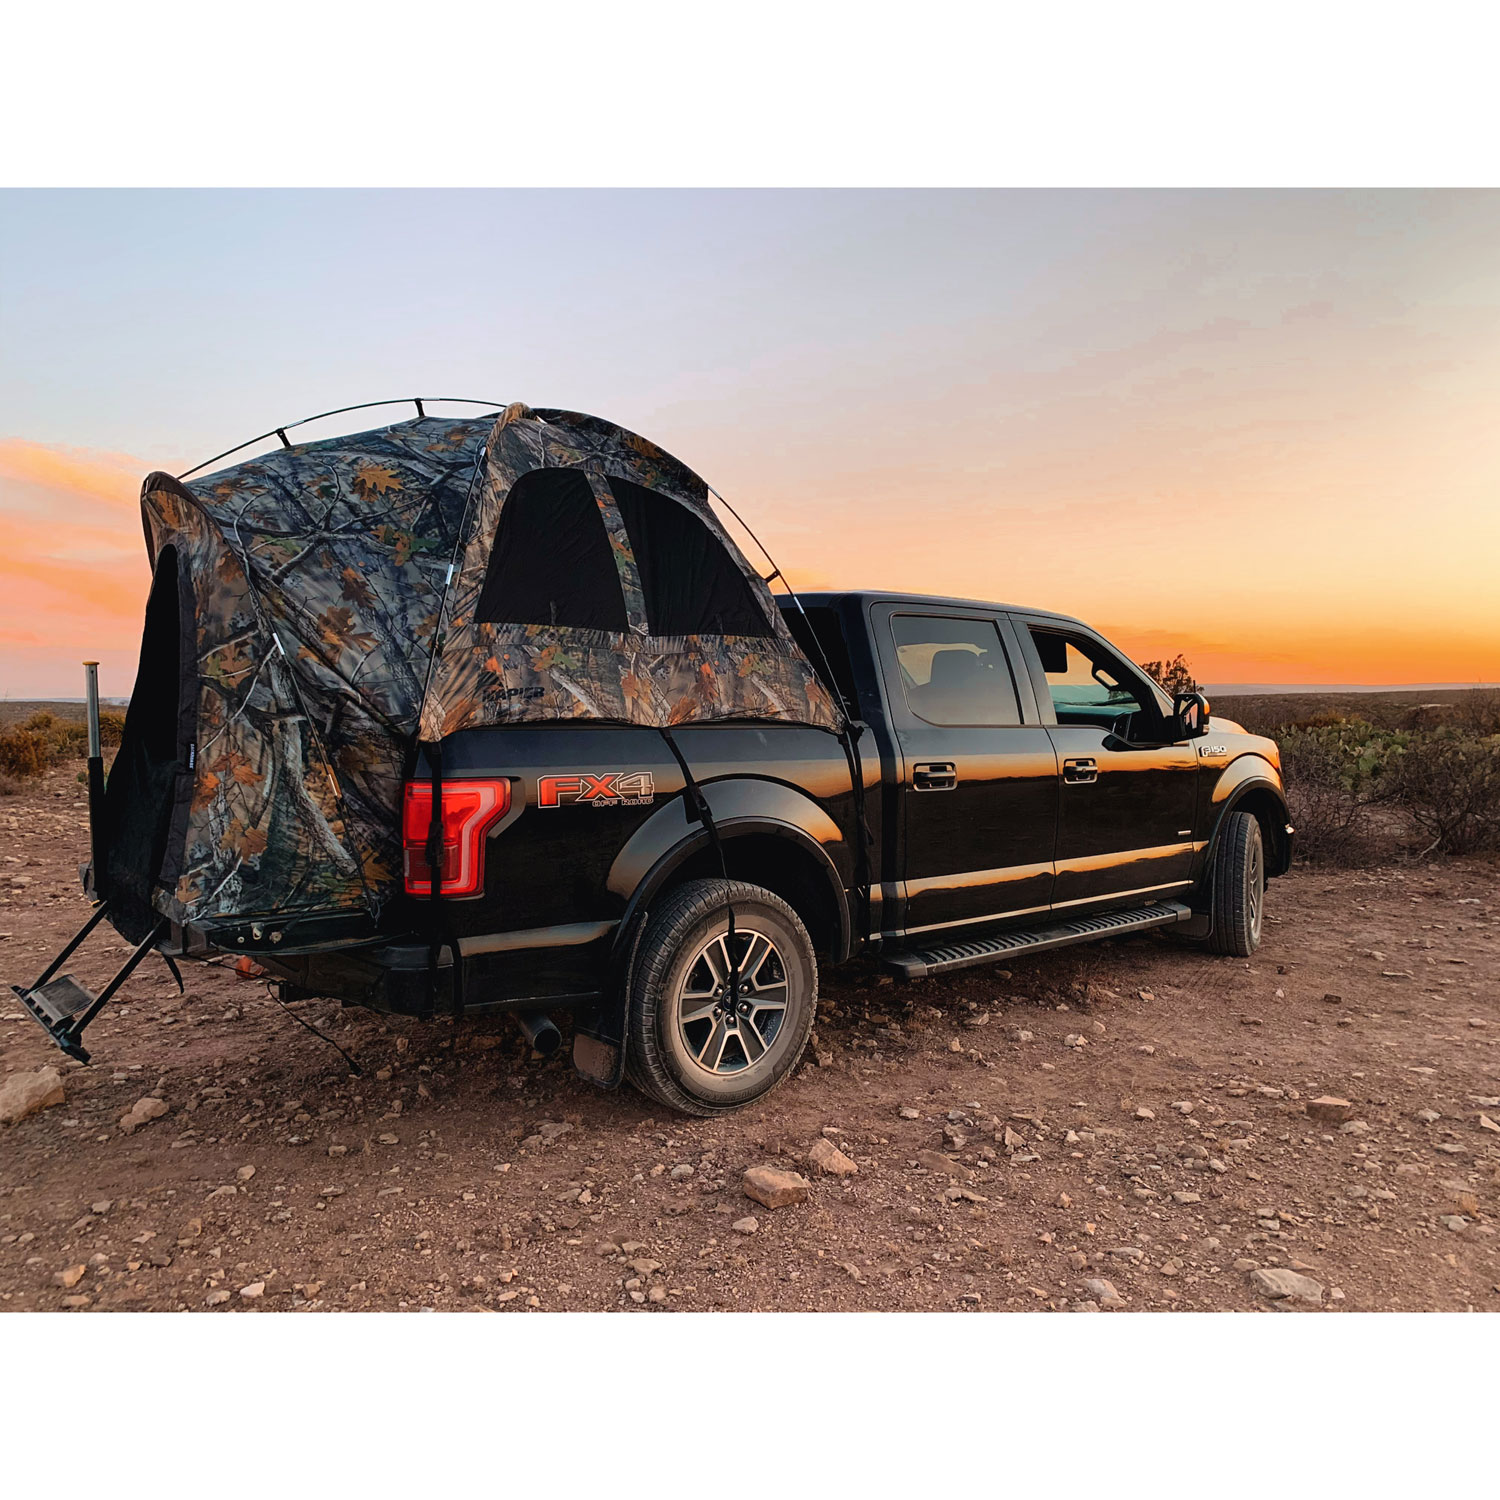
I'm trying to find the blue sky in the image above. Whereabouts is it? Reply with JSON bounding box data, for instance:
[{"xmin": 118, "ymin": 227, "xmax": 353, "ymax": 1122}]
[{"xmin": 3, "ymin": 189, "xmax": 1499, "ymax": 693}]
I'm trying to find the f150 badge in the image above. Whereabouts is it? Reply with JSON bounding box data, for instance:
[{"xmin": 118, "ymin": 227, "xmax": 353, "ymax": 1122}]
[{"xmin": 538, "ymin": 772, "xmax": 656, "ymax": 808}]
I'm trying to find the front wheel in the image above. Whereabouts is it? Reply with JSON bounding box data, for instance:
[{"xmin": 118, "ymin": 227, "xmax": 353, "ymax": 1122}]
[
  {"xmin": 1207, "ymin": 810, "xmax": 1265, "ymax": 956},
  {"xmin": 625, "ymin": 878, "xmax": 818, "ymax": 1116}
]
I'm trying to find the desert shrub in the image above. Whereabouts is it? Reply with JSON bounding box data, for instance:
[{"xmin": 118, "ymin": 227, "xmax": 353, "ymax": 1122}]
[
  {"xmin": 1386, "ymin": 730, "xmax": 1500, "ymax": 855},
  {"xmin": 0, "ymin": 771, "xmax": 22, "ymax": 796},
  {"xmin": 51, "ymin": 722, "xmax": 90, "ymax": 758},
  {"xmin": 1453, "ymin": 689, "xmax": 1500, "ymax": 737},
  {"xmin": 1278, "ymin": 715, "xmax": 1500, "ymax": 860},
  {"xmin": 1276, "ymin": 718, "xmax": 1406, "ymax": 864},
  {"xmin": 0, "ymin": 727, "xmax": 53, "ymax": 779},
  {"xmin": 0, "ymin": 709, "xmax": 101, "ymax": 782},
  {"xmin": 99, "ymin": 709, "xmax": 126, "ymax": 748}
]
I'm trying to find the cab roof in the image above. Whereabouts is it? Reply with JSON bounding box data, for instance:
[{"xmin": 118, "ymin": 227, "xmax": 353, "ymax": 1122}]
[{"xmin": 782, "ymin": 589, "xmax": 1082, "ymax": 627}]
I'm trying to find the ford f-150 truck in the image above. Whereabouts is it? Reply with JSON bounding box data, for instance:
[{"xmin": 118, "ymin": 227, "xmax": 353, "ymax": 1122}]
[
  {"xmin": 263, "ymin": 590, "xmax": 1292, "ymax": 1115},
  {"xmin": 10, "ymin": 405, "xmax": 1291, "ymax": 1118}
]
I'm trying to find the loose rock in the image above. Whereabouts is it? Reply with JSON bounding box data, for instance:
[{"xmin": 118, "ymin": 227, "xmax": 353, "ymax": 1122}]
[
  {"xmin": 1083, "ymin": 1277, "xmax": 1124, "ymax": 1307},
  {"xmin": 807, "ymin": 1137, "xmax": 858, "ymax": 1177},
  {"xmin": 1306, "ymin": 1096, "xmax": 1354, "ymax": 1123},
  {"xmin": 0, "ymin": 1066, "xmax": 66, "ymax": 1126},
  {"xmin": 917, "ymin": 1149, "xmax": 970, "ymax": 1179},
  {"xmin": 742, "ymin": 1165, "xmax": 809, "ymax": 1210},
  {"xmin": 119, "ymin": 1096, "xmax": 169, "ymax": 1135},
  {"xmin": 1249, "ymin": 1267, "xmax": 1324, "ymax": 1306}
]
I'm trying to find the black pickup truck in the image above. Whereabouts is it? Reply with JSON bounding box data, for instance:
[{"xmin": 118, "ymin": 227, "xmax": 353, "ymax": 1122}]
[
  {"xmin": 267, "ymin": 590, "xmax": 1292, "ymax": 1115},
  {"xmin": 11, "ymin": 406, "xmax": 1291, "ymax": 1119}
]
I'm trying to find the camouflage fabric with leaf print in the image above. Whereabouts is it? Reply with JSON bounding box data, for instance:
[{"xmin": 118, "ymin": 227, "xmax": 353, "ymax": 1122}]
[
  {"xmin": 417, "ymin": 405, "xmax": 844, "ymax": 739},
  {"xmin": 140, "ymin": 416, "xmax": 489, "ymax": 925},
  {"xmin": 133, "ymin": 406, "xmax": 841, "ymax": 930}
]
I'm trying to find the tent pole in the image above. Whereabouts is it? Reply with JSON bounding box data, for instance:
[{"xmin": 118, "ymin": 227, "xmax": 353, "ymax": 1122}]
[{"xmin": 83, "ymin": 661, "xmax": 107, "ymax": 898}]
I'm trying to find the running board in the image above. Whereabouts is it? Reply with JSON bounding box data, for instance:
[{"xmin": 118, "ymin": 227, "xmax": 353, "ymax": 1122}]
[{"xmin": 886, "ymin": 901, "xmax": 1193, "ymax": 980}]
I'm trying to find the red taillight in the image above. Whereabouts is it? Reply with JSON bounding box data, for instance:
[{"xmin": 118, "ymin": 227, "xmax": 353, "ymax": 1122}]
[{"xmin": 402, "ymin": 779, "xmax": 511, "ymax": 897}]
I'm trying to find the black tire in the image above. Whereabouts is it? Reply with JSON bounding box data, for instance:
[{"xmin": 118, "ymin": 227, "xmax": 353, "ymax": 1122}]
[
  {"xmin": 1208, "ymin": 810, "xmax": 1265, "ymax": 956},
  {"xmin": 625, "ymin": 878, "xmax": 818, "ymax": 1117}
]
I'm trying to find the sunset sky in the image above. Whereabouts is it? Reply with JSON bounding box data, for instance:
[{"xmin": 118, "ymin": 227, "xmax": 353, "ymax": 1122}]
[{"xmin": 2, "ymin": 188, "xmax": 1498, "ymax": 698}]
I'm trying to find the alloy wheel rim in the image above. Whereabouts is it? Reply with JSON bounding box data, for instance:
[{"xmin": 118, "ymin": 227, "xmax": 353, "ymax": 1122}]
[{"xmin": 673, "ymin": 927, "xmax": 790, "ymax": 1078}]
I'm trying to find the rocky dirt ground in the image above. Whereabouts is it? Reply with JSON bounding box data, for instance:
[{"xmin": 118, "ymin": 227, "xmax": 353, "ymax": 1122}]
[{"xmin": 2, "ymin": 766, "xmax": 1498, "ymax": 1314}]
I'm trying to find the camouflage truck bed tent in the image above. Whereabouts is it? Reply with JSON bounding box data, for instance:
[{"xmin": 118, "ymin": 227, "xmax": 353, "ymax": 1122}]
[{"xmin": 100, "ymin": 404, "xmax": 843, "ymax": 940}]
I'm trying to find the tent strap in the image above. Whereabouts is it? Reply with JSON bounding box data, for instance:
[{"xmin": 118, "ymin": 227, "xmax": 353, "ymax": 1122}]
[{"xmin": 658, "ymin": 727, "xmax": 739, "ymax": 1008}]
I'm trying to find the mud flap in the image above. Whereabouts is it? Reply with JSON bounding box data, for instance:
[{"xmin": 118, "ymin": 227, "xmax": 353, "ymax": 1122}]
[
  {"xmin": 571, "ymin": 909, "xmax": 648, "ymax": 1089},
  {"xmin": 571, "ymin": 1027, "xmax": 623, "ymax": 1087},
  {"xmin": 572, "ymin": 984, "xmax": 628, "ymax": 1088}
]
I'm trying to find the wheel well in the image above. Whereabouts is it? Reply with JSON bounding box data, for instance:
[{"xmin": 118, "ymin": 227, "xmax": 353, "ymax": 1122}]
[
  {"xmin": 1225, "ymin": 787, "xmax": 1291, "ymax": 877},
  {"xmin": 660, "ymin": 832, "xmax": 844, "ymax": 959}
]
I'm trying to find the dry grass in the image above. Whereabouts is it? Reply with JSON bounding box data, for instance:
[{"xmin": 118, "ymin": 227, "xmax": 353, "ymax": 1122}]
[{"xmin": 0, "ymin": 707, "xmax": 123, "ymax": 784}]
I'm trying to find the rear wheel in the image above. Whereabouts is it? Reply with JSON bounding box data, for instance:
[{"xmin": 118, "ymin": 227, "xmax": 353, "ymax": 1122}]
[
  {"xmin": 626, "ymin": 878, "xmax": 817, "ymax": 1116},
  {"xmin": 1208, "ymin": 810, "xmax": 1264, "ymax": 956}
]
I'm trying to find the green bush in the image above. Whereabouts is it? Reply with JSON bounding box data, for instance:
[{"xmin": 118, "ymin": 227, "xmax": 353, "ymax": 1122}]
[
  {"xmin": 1387, "ymin": 729, "xmax": 1500, "ymax": 855},
  {"xmin": 1277, "ymin": 714, "xmax": 1500, "ymax": 862},
  {"xmin": 1277, "ymin": 717, "xmax": 1405, "ymax": 864}
]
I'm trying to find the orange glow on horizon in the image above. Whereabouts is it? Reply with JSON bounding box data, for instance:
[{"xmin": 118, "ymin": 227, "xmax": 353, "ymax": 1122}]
[{"xmin": 2, "ymin": 431, "xmax": 1498, "ymax": 698}]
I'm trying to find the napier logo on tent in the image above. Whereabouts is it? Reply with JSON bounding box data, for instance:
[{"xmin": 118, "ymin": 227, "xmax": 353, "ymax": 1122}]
[{"xmin": 538, "ymin": 772, "xmax": 656, "ymax": 808}]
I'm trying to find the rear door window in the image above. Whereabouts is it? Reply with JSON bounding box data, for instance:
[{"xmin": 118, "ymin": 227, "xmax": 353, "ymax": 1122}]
[{"xmin": 889, "ymin": 615, "xmax": 1020, "ymax": 726}]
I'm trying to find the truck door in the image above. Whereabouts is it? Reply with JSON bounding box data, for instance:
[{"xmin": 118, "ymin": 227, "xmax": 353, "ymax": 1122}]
[
  {"xmin": 1013, "ymin": 618, "xmax": 1198, "ymax": 908},
  {"xmin": 872, "ymin": 603, "xmax": 1058, "ymax": 940}
]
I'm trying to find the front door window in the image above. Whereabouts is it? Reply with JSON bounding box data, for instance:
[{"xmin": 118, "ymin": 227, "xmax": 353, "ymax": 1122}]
[{"xmin": 1030, "ymin": 629, "xmax": 1167, "ymax": 741}]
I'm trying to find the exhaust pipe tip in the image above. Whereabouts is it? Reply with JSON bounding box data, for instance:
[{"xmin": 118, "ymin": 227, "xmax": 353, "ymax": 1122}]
[{"xmin": 516, "ymin": 1009, "xmax": 562, "ymax": 1058}]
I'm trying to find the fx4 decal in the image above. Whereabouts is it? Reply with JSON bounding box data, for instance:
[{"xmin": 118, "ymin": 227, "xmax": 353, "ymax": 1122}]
[{"xmin": 538, "ymin": 771, "xmax": 656, "ymax": 808}]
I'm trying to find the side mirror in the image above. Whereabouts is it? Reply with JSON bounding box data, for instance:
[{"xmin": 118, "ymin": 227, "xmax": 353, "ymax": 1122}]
[{"xmin": 1173, "ymin": 690, "xmax": 1211, "ymax": 739}]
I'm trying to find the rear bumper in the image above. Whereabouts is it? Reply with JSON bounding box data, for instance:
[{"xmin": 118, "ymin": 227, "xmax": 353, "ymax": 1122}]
[
  {"xmin": 180, "ymin": 908, "xmax": 380, "ymax": 958},
  {"xmin": 252, "ymin": 921, "xmax": 618, "ymax": 1018}
]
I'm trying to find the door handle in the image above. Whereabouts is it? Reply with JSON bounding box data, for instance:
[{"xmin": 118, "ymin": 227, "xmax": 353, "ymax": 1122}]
[
  {"xmin": 913, "ymin": 761, "xmax": 957, "ymax": 791},
  {"xmin": 1063, "ymin": 757, "xmax": 1098, "ymax": 784}
]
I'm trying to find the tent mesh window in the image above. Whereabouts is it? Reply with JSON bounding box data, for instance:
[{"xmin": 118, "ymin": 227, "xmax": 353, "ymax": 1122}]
[
  {"xmin": 475, "ymin": 467, "xmax": 629, "ymax": 631},
  {"xmin": 607, "ymin": 474, "xmax": 773, "ymax": 637}
]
